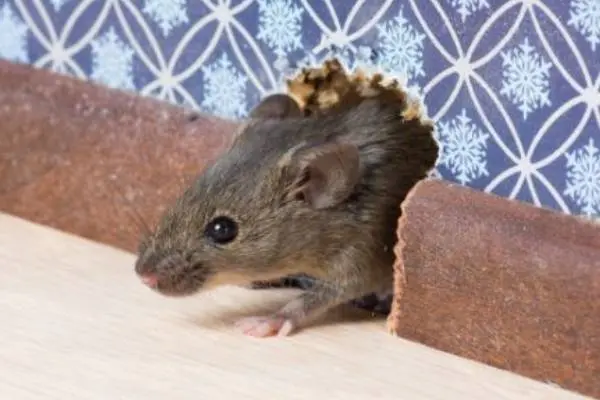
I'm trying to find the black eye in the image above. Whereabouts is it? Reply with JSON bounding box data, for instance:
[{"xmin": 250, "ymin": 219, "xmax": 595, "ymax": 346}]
[{"xmin": 204, "ymin": 216, "xmax": 238, "ymax": 244}]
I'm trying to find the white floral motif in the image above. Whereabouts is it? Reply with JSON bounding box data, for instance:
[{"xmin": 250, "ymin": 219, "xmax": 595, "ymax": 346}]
[
  {"xmin": 142, "ymin": 0, "xmax": 189, "ymax": 36},
  {"xmin": 500, "ymin": 37, "xmax": 552, "ymax": 120},
  {"xmin": 256, "ymin": 0, "xmax": 303, "ymax": 69},
  {"xmin": 568, "ymin": 0, "xmax": 600, "ymax": 51},
  {"xmin": 0, "ymin": 2, "xmax": 29, "ymax": 63},
  {"xmin": 311, "ymin": 44, "xmax": 376, "ymax": 73},
  {"xmin": 49, "ymin": 0, "xmax": 69, "ymax": 11},
  {"xmin": 1, "ymin": 0, "xmax": 595, "ymax": 222},
  {"xmin": 201, "ymin": 53, "xmax": 248, "ymax": 119},
  {"xmin": 564, "ymin": 138, "xmax": 600, "ymax": 217},
  {"xmin": 90, "ymin": 27, "xmax": 135, "ymax": 90},
  {"xmin": 436, "ymin": 109, "xmax": 490, "ymax": 184},
  {"xmin": 376, "ymin": 8, "xmax": 426, "ymax": 83},
  {"xmin": 448, "ymin": 0, "xmax": 490, "ymax": 21}
]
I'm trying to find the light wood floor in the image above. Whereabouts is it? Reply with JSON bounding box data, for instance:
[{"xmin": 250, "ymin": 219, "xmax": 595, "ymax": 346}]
[{"xmin": 0, "ymin": 213, "xmax": 590, "ymax": 399}]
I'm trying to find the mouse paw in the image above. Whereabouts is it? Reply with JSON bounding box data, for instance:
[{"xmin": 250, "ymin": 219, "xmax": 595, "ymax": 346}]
[{"xmin": 234, "ymin": 316, "xmax": 296, "ymax": 338}]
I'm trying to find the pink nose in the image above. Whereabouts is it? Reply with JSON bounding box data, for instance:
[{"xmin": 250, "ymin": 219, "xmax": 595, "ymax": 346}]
[{"xmin": 140, "ymin": 274, "xmax": 158, "ymax": 288}]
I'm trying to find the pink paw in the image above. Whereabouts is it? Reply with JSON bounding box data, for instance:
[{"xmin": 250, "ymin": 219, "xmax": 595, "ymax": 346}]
[{"xmin": 234, "ymin": 316, "xmax": 296, "ymax": 337}]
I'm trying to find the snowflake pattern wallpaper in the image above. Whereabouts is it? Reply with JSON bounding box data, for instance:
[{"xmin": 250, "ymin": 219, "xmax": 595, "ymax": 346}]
[{"xmin": 0, "ymin": 0, "xmax": 599, "ymax": 218}]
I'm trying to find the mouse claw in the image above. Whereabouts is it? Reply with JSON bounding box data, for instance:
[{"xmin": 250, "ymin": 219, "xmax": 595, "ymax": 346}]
[{"xmin": 234, "ymin": 316, "xmax": 296, "ymax": 338}]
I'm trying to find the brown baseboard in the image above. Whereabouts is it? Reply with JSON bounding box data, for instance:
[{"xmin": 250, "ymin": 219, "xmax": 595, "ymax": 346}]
[
  {"xmin": 389, "ymin": 179, "xmax": 600, "ymax": 398},
  {"xmin": 0, "ymin": 60, "xmax": 236, "ymax": 252}
]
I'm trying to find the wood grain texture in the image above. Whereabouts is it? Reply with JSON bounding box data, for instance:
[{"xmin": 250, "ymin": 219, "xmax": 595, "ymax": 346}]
[
  {"xmin": 0, "ymin": 213, "xmax": 591, "ymax": 400},
  {"xmin": 0, "ymin": 60, "xmax": 236, "ymax": 252},
  {"xmin": 388, "ymin": 179, "xmax": 600, "ymax": 398}
]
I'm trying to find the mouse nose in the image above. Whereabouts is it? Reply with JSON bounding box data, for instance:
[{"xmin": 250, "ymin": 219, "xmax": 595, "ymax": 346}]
[{"xmin": 139, "ymin": 273, "xmax": 159, "ymax": 288}]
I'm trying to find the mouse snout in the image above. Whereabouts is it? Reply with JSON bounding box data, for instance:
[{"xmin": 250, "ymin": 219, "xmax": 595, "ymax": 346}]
[
  {"xmin": 140, "ymin": 273, "xmax": 159, "ymax": 288},
  {"xmin": 135, "ymin": 253, "xmax": 187, "ymax": 287},
  {"xmin": 135, "ymin": 251, "xmax": 207, "ymax": 297}
]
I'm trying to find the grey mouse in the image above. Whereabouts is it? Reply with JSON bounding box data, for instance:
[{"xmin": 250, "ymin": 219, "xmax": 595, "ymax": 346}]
[{"xmin": 134, "ymin": 93, "xmax": 439, "ymax": 337}]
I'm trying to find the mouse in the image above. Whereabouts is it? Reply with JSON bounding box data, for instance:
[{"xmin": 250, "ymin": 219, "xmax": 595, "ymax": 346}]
[{"xmin": 134, "ymin": 92, "xmax": 439, "ymax": 337}]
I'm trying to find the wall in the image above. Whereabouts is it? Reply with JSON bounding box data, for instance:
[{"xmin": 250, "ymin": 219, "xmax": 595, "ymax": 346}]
[{"xmin": 0, "ymin": 0, "xmax": 598, "ymax": 218}]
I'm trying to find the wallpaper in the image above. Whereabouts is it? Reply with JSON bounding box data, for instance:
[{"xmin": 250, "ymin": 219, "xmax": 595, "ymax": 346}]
[{"xmin": 0, "ymin": 0, "xmax": 599, "ymax": 219}]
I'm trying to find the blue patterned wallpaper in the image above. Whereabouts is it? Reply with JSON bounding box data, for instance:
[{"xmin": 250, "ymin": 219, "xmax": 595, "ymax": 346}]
[{"xmin": 0, "ymin": 0, "xmax": 599, "ymax": 219}]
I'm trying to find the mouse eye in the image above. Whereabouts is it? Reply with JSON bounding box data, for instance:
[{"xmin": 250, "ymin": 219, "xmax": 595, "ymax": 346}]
[{"xmin": 204, "ymin": 216, "xmax": 238, "ymax": 244}]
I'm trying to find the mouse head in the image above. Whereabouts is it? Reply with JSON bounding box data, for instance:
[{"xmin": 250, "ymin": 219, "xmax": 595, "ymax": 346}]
[{"xmin": 134, "ymin": 94, "xmax": 361, "ymax": 297}]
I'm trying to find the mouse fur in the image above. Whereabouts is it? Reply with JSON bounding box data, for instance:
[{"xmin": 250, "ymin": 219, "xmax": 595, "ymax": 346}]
[{"xmin": 135, "ymin": 94, "xmax": 438, "ymax": 336}]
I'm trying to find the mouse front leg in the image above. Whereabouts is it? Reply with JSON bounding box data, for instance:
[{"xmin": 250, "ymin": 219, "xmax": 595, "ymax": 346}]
[
  {"xmin": 234, "ymin": 284, "xmax": 345, "ymax": 337},
  {"xmin": 234, "ymin": 254, "xmax": 388, "ymax": 338}
]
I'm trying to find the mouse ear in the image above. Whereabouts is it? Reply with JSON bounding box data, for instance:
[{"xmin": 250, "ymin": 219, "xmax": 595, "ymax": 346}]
[
  {"xmin": 249, "ymin": 94, "xmax": 303, "ymax": 119},
  {"xmin": 284, "ymin": 140, "xmax": 360, "ymax": 209}
]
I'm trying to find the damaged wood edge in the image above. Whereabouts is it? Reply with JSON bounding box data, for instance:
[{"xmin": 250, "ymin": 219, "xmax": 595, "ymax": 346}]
[
  {"xmin": 282, "ymin": 57, "xmax": 433, "ymax": 126},
  {"xmin": 386, "ymin": 178, "xmax": 431, "ymax": 335}
]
